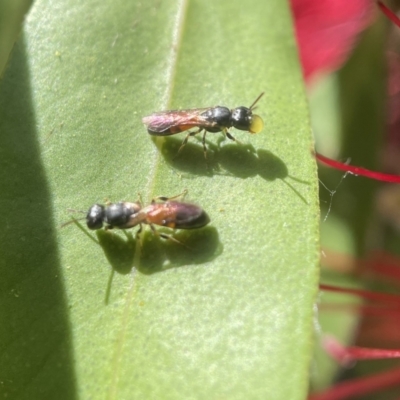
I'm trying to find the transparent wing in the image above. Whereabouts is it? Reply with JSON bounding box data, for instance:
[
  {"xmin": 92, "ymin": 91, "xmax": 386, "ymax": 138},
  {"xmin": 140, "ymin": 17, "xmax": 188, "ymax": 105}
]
[{"xmin": 142, "ymin": 108, "xmax": 213, "ymax": 132}]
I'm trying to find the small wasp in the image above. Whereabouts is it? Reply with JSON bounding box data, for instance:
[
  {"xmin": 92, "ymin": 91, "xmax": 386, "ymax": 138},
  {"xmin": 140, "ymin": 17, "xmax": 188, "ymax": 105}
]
[
  {"xmin": 83, "ymin": 191, "xmax": 210, "ymax": 243},
  {"xmin": 142, "ymin": 93, "xmax": 265, "ymax": 158}
]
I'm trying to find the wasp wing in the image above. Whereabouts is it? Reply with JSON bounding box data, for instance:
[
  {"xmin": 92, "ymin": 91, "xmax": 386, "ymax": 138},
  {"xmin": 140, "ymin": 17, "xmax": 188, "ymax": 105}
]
[
  {"xmin": 169, "ymin": 202, "xmax": 210, "ymax": 229},
  {"xmin": 145, "ymin": 201, "xmax": 210, "ymax": 229},
  {"xmin": 142, "ymin": 108, "xmax": 215, "ymax": 134}
]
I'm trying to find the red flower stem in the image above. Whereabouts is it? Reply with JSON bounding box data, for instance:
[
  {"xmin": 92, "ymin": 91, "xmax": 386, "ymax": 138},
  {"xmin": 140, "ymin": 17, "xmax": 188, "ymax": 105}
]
[
  {"xmin": 323, "ymin": 336, "xmax": 400, "ymax": 365},
  {"xmin": 377, "ymin": 1, "xmax": 400, "ymax": 28},
  {"xmin": 320, "ymin": 283, "xmax": 400, "ymax": 305},
  {"xmin": 315, "ymin": 152, "xmax": 400, "ymax": 183},
  {"xmin": 309, "ymin": 365, "xmax": 400, "ymax": 400},
  {"xmin": 346, "ymin": 346, "xmax": 400, "ymax": 359},
  {"xmin": 320, "ymin": 303, "xmax": 400, "ymax": 317}
]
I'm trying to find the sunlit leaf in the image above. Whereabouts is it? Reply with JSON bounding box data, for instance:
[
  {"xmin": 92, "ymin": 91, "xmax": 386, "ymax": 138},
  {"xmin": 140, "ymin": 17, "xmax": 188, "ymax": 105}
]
[{"xmin": 0, "ymin": 0, "xmax": 319, "ymax": 398}]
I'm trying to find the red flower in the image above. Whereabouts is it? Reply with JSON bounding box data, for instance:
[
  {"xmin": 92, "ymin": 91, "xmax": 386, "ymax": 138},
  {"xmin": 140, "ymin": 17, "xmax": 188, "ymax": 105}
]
[{"xmin": 291, "ymin": 0, "xmax": 376, "ymax": 83}]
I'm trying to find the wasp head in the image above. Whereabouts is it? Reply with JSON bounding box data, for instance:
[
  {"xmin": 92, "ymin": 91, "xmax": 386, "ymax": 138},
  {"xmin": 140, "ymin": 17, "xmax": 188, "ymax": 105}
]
[
  {"xmin": 86, "ymin": 204, "xmax": 105, "ymax": 230},
  {"xmin": 231, "ymin": 106, "xmax": 263, "ymax": 133}
]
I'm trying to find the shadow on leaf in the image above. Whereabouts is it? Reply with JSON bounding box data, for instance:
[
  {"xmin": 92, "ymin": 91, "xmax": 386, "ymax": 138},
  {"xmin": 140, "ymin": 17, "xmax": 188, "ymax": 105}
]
[
  {"xmin": 96, "ymin": 230, "xmax": 136, "ymax": 274},
  {"xmin": 139, "ymin": 226, "xmax": 222, "ymax": 274},
  {"xmin": 94, "ymin": 225, "xmax": 222, "ymax": 275},
  {"xmin": 159, "ymin": 137, "xmax": 310, "ymax": 203}
]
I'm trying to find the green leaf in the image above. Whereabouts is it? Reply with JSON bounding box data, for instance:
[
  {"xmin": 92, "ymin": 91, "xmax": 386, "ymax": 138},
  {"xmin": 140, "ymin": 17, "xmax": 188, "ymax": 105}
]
[{"xmin": 0, "ymin": 0, "xmax": 319, "ymax": 399}]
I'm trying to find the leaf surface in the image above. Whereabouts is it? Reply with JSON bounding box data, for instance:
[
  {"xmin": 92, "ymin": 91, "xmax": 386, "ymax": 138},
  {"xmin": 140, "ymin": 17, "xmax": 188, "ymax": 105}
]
[{"xmin": 0, "ymin": 0, "xmax": 319, "ymax": 399}]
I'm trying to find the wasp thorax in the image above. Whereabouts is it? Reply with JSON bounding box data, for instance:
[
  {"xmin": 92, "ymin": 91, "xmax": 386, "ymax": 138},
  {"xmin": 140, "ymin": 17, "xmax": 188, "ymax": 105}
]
[
  {"xmin": 104, "ymin": 203, "xmax": 137, "ymax": 227},
  {"xmin": 202, "ymin": 106, "xmax": 231, "ymax": 128}
]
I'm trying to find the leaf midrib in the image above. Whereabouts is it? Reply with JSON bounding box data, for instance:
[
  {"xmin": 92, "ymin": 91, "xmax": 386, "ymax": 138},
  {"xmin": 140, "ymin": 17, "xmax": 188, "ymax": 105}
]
[{"xmin": 108, "ymin": 0, "xmax": 189, "ymax": 397}]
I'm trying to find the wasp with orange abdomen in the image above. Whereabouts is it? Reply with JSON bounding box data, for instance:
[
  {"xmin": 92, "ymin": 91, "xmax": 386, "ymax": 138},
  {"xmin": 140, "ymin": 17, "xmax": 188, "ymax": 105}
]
[
  {"xmin": 142, "ymin": 93, "xmax": 265, "ymax": 158},
  {"xmin": 83, "ymin": 191, "xmax": 210, "ymax": 243}
]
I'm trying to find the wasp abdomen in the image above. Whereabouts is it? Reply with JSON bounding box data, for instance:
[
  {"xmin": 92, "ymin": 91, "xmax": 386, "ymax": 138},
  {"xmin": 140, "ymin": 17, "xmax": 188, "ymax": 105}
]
[
  {"xmin": 146, "ymin": 202, "xmax": 210, "ymax": 229},
  {"xmin": 172, "ymin": 203, "xmax": 210, "ymax": 229}
]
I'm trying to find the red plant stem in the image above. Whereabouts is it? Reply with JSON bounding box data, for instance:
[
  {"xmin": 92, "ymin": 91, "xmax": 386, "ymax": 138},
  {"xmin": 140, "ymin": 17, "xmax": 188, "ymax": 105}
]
[
  {"xmin": 377, "ymin": 1, "xmax": 400, "ymax": 28},
  {"xmin": 320, "ymin": 283, "xmax": 400, "ymax": 305},
  {"xmin": 320, "ymin": 303, "xmax": 400, "ymax": 318},
  {"xmin": 315, "ymin": 152, "xmax": 400, "ymax": 183},
  {"xmin": 346, "ymin": 346, "xmax": 400, "ymax": 359},
  {"xmin": 323, "ymin": 336, "xmax": 400, "ymax": 365},
  {"xmin": 309, "ymin": 365, "xmax": 400, "ymax": 400}
]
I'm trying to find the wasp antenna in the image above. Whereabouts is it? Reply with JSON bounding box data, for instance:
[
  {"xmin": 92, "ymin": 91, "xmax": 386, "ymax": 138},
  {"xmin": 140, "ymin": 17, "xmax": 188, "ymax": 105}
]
[
  {"xmin": 61, "ymin": 216, "xmax": 86, "ymax": 229},
  {"xmin": 249, "ymin": 92, "xmax": 265, "ymax": 110}
]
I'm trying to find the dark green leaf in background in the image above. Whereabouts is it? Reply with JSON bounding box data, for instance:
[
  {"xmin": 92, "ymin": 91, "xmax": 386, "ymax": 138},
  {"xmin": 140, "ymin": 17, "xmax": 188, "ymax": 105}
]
[
  {"xmin": 0, "ymin": 0, "xmax": 32, "ymax": 76},
  {"xmin": 0, "ymin": 0, "xmax": 319, "ymax": 398},
  {"xmin": 310, "ymin": 16, "xmax": 388, "ymax": 392}
]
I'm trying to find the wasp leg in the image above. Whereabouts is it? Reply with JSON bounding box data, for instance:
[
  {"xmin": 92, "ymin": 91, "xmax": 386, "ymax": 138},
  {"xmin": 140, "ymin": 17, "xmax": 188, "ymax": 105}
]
[
  {"xmin": 202, "ymin": 130, "xmax": 208, "ymax": 160},
  {"xmin": 159, "ymin": 232, "xmax": 188, "ymax": 247},
  {"xmin": 136, "ymin": 223, "xmax": 144, "ymax": 247},
  {"xmin": 175, "ymin": 128, "xmax": 202, "ymax": 158},
  {"xmin": 222, "ymin": 129, "xmax": 241, "ymax": 145},
  {"xmin": 152, "ymin": 189, "xmax": 188, "ymax": 204},
  {"xmin": 61, "ymin": 217, "xmax": 85, "ymax": 228},
  {"xmin": 149, "ymin": 224, "xmax": 190, "ymax": 249},
  {"xmin": 136, "ymin": 193, "xmax": 143, "ymax": 208},
  {"xmin": 226, "ymin": 130, "xmax": 236, "ymax": 141}
]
